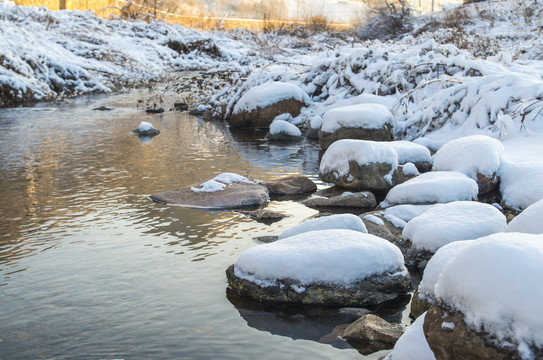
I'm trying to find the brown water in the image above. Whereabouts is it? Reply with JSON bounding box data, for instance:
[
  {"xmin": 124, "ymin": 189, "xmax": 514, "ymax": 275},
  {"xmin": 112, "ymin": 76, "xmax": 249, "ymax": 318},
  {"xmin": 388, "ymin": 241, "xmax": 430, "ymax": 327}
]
[{"xmin": 0, "ymin": 89, "xmax": 407, "ymax": 359}]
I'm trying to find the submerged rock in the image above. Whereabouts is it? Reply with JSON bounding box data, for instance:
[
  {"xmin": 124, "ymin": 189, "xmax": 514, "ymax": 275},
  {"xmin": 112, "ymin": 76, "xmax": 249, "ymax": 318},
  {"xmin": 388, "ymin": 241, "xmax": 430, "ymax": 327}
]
[
  {"xmin": 265, "ymin": 120, "xmax": 303, "ymax": 141},
  {"xmin": 150, "ymin": 173, "xmax": 269, "ymax": 209}
]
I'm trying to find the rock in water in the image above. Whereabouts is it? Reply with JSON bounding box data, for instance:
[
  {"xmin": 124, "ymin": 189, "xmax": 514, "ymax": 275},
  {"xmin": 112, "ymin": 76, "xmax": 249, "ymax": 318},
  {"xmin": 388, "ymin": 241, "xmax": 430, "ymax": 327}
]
[
  {"xmin": 319, "ymin": 140, "xmax": 398, "ymax": 191},
  {"xmin": 226, "ymin": 230, "xmax": 411, "ymax": 306},
  {"xmin": 261, "ymin": 176, "xmax": 317, "ymax": 195},
  {"xmin": 150, "ymin": 173, "xmax": 269, "ymax": 209},
  {"xmin": 133, "ymin": 121, "xmax": 160, "ymax": 136},
  {"xmin": 342, "ymin": 314, "xmax": 403, "ymax": 354}
]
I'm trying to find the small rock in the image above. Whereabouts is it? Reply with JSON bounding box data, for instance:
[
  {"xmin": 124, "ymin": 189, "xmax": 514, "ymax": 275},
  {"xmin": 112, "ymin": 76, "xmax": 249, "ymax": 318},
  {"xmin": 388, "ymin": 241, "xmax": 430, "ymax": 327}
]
[
  {"xmin": 145, "ymin": 108, "xmax": 165, "ymax": 113},
  {"xmin": 174, "ymin": 102, "xmax": 189, "ymax": 111},
  {"xmin": 93, "ymin": 106, "xmax": 113, "ymax": 111},
  {"xmin": 342, "ymin": 314, "xmax": 404, "ymax": 354},
  {"xmin": 261, "ymin": 176, "xmax": 317, "ymax": 195},
  {"xmin": 301, "ymin": 191, "xmax": 377, "ymax": 209},
  {"xmin": 238, "ymin": 209, "xmax": 287, "ymax": 224}
]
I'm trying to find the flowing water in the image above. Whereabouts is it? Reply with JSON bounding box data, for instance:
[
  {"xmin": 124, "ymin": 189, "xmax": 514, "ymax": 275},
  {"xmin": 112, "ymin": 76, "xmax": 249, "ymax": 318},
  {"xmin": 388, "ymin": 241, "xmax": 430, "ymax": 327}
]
[{"xmin": 0, "ymin": 88, "xmax": 408, "ymax": 359}]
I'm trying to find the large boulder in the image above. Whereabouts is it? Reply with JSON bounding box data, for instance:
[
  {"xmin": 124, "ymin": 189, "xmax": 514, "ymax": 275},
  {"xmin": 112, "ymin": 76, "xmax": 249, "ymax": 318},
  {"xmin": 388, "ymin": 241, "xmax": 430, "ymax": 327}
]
[
  {"xmin": 319, "ymin": 104, "xmax": 394, "ymax": 150},
  {"xmin": 319, "ymin": 140, "xmax": 398, "ymax": 191},
  {"xmin": 150, "ymin": 173, "xmax": 269, "ymax": 209},
  {"xmin": 227, "ymin": 230, "xmax": 411, "ymax": 306},
  {"xmin": 229, "ymin": 82, "xmax": 309, "ymax": 128},
  {"xmin": 433, "ymin": 135, "xmax": 504, "ymax": 196},
  {"xmin": 425, "ymin": 233, "xmax": 543, "ymax": 360}
]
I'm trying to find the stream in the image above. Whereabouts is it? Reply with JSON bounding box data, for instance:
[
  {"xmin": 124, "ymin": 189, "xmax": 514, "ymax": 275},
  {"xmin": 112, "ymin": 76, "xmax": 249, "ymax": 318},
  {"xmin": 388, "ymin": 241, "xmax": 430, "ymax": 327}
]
[{"xmin": 0, "ymin": 87, "xmax": 410, "ymax": 359}]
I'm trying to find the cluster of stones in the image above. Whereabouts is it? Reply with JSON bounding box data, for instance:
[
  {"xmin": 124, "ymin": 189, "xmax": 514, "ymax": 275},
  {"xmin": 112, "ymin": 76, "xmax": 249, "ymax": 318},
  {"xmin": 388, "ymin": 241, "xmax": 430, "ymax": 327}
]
[{"xmin": 152, "ymin": 83, "xmax": 543, "ymax": 358}]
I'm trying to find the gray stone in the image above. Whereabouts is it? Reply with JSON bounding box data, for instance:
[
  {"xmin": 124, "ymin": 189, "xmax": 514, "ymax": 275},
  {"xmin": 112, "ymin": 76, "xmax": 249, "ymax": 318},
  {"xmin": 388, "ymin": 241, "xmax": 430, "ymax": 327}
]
[
  {"xmin": 150, "ymin": 181, "xmax": 269, "ymax": 209},
  {"xmin": 261, "ymin": 176, "xmax": 317, "ymax": 195},
  {"xmin": 229, "ymin": 98, "xmax": 306, "ymax": 128},
  {"xmin": 301, "ymin": 191, "xmax": 377, "ymax": 209},
  {"xmin": 424, "ymin": 303, "xmax": 543, "ymax": 360},
  {"xmin": 226, "ymin": 264, "xmax": 411, "ymax": 307},
  {"xmin": 319, "ymin": 126, "xmax": 393, "ymax": 150},
  {"xmin": 342, "ymin": 314, "xmax": 403, "ymax": 348},
  {"xmin": 237, "ymin": 209, "xmax": 287, "ymax": 223},
  {"xmin": 133, "ymin": 128, "xmax": 160, "ymax": 136},
  {"xmin": 319, "ymin": 161, "xmax": 397, "ymax": 192}
]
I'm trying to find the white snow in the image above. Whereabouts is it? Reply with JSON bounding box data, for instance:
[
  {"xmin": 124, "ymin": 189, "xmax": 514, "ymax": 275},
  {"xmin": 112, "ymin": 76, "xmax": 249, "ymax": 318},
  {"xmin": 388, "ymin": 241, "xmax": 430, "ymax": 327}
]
[
  {"xmin": 278, "ymin": 214, "xmax": 367, "ymax": 239},
  {"xmin": 380, "ymin": 172, "xmax": 478, "ymax": 207},
  {"xmin": 418, "ymin": 240, "xmax": 474, "ymax": 299},
  {"xmin": 401, "ymin": 163, "xmax": 420, "ymax": 176},
  {"xmin": 383, "ymin": 204, "xmax": 435, "ymax": 223},
  {"xmin": 384, "ymin": 313, "xmax": 436, "ymax": 360},
  {"xmin": 433, "ymin": 135, "xmax": 505, "ymax": 179},
  {"xmin": 499, "ymin": 160, "xmax": 543, "ymax": 210},
  {"xmin": 435, "ymin": 232, "xmax": 543, "ymax": 353},
  {"xmin": 320, "ymin": 103, "xmax": 394, "ymax": 133},
  {"xmin": 138, "ymin": 121, "xmax": 154, "ymax": 132},
  {"xmin": 388, "ymin": 141, "xmax": 432, "ymax": 165},
  {"xmin": 319, "ymin": 140, "xmax": 398, "ymax": 183},
  {"xmin": 507, "ymin": 199, "xmax": 543, "ymax": 234},
  {"xmin": 402, "ymin": 201, "xmax": 506, "ymax": 252},
  {"xmin": 269, "ymin": 120, "xmax": 302, "ymax": 137},
  {"xmin": 232, "ymin": 82, "xmax": 310, "ymax": 115},
  {"xmin": 310, "ymin": 115, "xmax": 323, "ymax": 130},
  {"xmin": 363, "ymin": 214, "xmax": 385, "ymax": 226},
  {"xmin": 235, "ymin": 229, "xmax": 406, "ymax": 286},
  {"xmin": 191, "ymin": 173, "xmax": 253, "ymax": 193}
]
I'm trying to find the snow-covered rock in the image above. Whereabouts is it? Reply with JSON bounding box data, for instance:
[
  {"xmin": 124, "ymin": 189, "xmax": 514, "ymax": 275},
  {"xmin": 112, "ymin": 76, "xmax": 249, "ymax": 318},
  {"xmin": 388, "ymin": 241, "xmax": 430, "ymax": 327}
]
[
  {"xmin": 319, "ymin": 140, "xmax": 398, "ymax": 191},
  {"xmin": 265, "ymin": 120, "xmax": 302, "ymax": 141},
  {"xmin": 342, "ymin": 314, "xmax": 403, "ymax": 354},
  {"xmin": 433, "ymin": 135, "xmax": 505, "ymax": 195},
  {"xmin": 402, "ymin": 201, "xmax": 506, "ymax": 253},
  {"xmin": 384, "ymin": 313, "xmax": 435, "ymax": 360},
  {"xmin": 499, "ymin": 160, "xmax": 543, "ymax": 210},
  {"xmin": 388, "ymin": 141, "xmax": 433, "ymax": 172},
  {"xmin": 226, "ymin": 229, "xmax": 410, "ymax": 306},
  {"xmin": 379, "ymin": 171, "xmax": 478, "ymax": 208},
  {"xmin": 150, "ymin": 173, "xmax": 269, "ymax": 209},
  {"xmin": 319, "ymin": 104, "xmax": 394, "ymax": 149},
  {"xmin": 411, "ymin": 240, "xmax": 474, "ymax": 318},
  {"xmin": 230, "ymin": 82, "xmax": 310, "ymax": 128},
  {"xmin": 278, "ymin": 214, "xmax": 367, "ymax": 239},
  {"xmin": 133, "ymin": 121, "xmax": 160, "ymax": 136},
  {"xmin": 426, "ymin": 233, "xmax": 543, "ymax": 360},
  {"xmin": 507, "ymin": 199, "xmax": 543, "ymax": 234}
]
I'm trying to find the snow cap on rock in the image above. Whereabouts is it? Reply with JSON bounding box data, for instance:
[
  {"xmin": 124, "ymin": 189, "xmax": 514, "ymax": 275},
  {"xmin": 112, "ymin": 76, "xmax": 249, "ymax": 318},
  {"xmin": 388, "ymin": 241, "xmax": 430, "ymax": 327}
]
[
  {"xmin": 235, "ymin": 229, "xmax": 406, "ymax": 286},
  {"xmin": 269, "ymin": 120, "xmax": 302, "ymax": 137},
  {"xmin": 435, "ymin": 232, "xmax": 543, "ymax": 351},
  {"xmin": 320, "ymin": 103, "xmax": 394, "ymax": 133},
  {"xmin": 278, "ymin": 214, "xmax": 367, "ymax": 239},
  {"xmin": 402, "ymin": 201, "xmax": 506, "ymax": 252},
  {"xmin": 507, "ymin": 198, "xmax": 543, "ymax": 234},
  {"xmin": 433, "ymin": 135, "xmax": 504, "ymax": 179},
  {"xmin": 233, "ymin": 82, "xmax": 310, "ymax": 115},
  {"xmin": 380, "ymin": 171, "xmax": 478, "ymax": 207}
]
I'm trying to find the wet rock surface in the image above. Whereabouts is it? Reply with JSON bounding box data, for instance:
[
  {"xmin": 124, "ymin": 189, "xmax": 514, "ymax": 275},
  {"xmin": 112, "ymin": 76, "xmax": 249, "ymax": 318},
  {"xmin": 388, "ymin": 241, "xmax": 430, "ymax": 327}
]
[
  {"xmin": 320, "ymin": 161, "xmax": 397, "ymax": 191},
  {"xmin": 301, "ymin": 191, "xmax": 377, "ymax": 209},
  {"xmin": 424, "ymin": 304, "xmax": 542, "ymax": 360},
  {"xmin": 341, "ymin": 314, "xmax": 404, "ymax": 354},
  {"xmin": 226, "ymin": 264, "xmax": 411, "ymax": 307},
  {"xmin": 150, "ymin": 181, "xmax": 269, "ymax": 209},
  {"xmin": 319, "ymin": 126, "xmax": 393, "ymax": 150},
  {"xmin": 261, "ymin": 176, "xmax": 317, "ymax": 195},
  {"xmin": 229, "ymin": 98, "xmax": 306, "ymax": 128}
]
